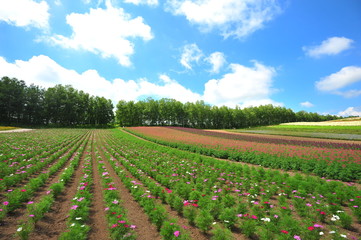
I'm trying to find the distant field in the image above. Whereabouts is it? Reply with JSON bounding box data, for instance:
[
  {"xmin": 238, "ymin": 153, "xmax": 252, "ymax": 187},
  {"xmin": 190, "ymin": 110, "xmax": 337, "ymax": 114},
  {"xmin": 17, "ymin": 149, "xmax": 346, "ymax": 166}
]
[
  {"xmin": 248, "ymin": 125, "xmax": 361, "ymax": 135},
  {"xmin": 0, "ymin": 126, "xmax": 18, "ymax": 131}
]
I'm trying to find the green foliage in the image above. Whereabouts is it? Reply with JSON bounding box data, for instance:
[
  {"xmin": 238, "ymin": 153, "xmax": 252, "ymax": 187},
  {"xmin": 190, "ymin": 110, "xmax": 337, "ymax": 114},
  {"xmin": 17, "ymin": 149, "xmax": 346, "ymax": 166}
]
[{"xmin": 0, "ymin": 76, "xmax": 114, "ymax": 126}]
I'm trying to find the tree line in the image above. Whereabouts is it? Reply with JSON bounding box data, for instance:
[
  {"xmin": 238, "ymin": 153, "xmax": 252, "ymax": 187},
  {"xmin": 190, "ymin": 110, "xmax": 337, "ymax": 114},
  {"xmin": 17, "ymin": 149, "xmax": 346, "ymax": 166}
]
[
  {"xmin": 116, "ymin": 98, "xmax": 339, "ymax": 128},
  {"xmin": 1, "ymin": 76, "xmax": 339, "ymax": 128},
  {"xmin": 0, "ymin": 76, "xmax": 114, "ymax": 126}
]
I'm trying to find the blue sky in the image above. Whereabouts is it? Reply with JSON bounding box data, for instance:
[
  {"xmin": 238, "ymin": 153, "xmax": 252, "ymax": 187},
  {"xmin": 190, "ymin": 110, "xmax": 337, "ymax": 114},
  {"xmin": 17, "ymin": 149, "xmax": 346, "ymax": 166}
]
[{"xmin": 1, "ymin": 0, "xmax": 361, "ymax": 116}]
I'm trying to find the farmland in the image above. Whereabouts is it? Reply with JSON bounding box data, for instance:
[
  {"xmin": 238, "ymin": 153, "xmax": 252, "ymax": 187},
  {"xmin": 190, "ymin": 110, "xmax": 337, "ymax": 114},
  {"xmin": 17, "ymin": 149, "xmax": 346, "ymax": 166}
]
[{"xmin": 0, "ymin": 128, "xmax": 360, "ymax": 240}]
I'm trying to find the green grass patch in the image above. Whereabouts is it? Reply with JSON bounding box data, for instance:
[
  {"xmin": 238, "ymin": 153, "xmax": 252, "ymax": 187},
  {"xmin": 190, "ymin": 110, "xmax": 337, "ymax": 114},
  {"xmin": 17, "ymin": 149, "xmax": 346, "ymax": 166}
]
[{"xmin": 260, "ymin": 125, "xmax": 361, "ymax": 134}]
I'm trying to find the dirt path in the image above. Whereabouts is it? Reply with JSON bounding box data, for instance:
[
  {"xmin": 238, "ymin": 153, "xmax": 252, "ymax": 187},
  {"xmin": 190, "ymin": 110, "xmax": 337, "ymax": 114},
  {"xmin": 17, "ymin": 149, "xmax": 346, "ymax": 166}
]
[
  {"xmin": 0, "ymin": 129, "xmax": 34, "ymax": 133},
  {"xmin": 87, "ymin": 136, "xmax": 111, "ymax": 240}
]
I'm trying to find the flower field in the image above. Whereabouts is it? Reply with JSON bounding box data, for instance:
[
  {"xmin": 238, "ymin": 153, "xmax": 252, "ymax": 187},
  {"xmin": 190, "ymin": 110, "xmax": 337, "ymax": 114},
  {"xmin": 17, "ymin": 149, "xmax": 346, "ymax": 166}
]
[
  {"xmin": 0, "ymin": 128, "xmax": 360, "ymax": 240},
  {"xmin": 127, "ymin": 127, "xmax": 361, "ymax": 182}
]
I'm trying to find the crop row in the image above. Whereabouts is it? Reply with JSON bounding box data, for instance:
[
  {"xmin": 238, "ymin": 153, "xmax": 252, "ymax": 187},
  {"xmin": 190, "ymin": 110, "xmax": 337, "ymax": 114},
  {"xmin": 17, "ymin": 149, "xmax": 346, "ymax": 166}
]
[
  {"xmin": 99, "ymin": 129, "xmax": 360, "ymax": 240},
  {"xmin": 126, "ymin": 127, "xmax": 361, "ymax": 181}
]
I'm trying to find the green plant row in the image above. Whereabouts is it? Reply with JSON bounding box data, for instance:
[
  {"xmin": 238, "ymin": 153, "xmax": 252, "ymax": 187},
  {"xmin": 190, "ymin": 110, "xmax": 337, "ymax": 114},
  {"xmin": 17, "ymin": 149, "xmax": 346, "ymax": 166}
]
[
  {"xmin": 58, "ymin": 147, "xmax": 94, "ymax": 240},
  {"xmin": 15, "ymin": 133, "xmax": 89, "ymax": 239},
  {"xmin": 96, "ymin": 145, "xmax": 136, "ymax": 240},
  {"xmin": 125, "ymin": 129, "xmax": 361, "ymax": 182},
  {"xmin": 105, "ymin": 129, "xmax": 360, "ymax": 240},
  {"xmin": 0, "ymin": 130, "xmax": 89, "ymax": 191},
  {"xmin": 98, "ymin": 132, "xmax": 190, "ymax": 240},
  {"xmin": 0, "ymin": 131, "xmax": 90, "ymax": 220},
  {"xmin": 102, "ymin": 131, "xmax": 234, "ymax": 239}
]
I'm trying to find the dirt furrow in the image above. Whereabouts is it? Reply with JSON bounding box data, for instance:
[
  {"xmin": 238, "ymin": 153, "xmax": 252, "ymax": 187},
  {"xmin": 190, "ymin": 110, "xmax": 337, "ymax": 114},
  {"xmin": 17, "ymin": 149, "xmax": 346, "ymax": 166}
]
[
  {"xmin": 27, "ymin": 133, "xmax": 93, "ymax": 240},
  {"xmin": 95, "ymin": 130, "xmax": 161, "ymax": 240},
  {"xmin": 87, "ymin": 135, "xmax": 111, "ymax": 240}
]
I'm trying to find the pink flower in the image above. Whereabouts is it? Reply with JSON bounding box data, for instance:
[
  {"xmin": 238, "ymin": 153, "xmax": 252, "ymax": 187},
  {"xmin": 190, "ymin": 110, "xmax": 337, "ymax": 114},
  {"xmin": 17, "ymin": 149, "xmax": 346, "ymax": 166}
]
[
  {"xmin": 111, "ymin": 224, "xmax": 118, "ymax": 228},
  {"xmin": 118, "ymin": 220, "xmax": 126, "ymax": 223},
  {"xmin": 174, "ymin": 231, "xmax": 180, "ymax": 237},
  {"xmin": 29, "ymin": 214, "xmax": 35, "ymax": 217},
  {"xmin": 314, "ymin": 224, "xmax": 323, "ymax": 228},
  {"xmin": 3, "ymin": 201, "xmax": 9, "ymax": 206},
  {"xmin": 251, "ymin": 215, "xmax": 257, "ymax": 219},
  {"xmin": 27, "ymin": 201, "xmax": 34, "ymax": 204},
  {"xmin": 130, "ymin": 225, "xmax": 136, "ymax": 229},
  {"xmin": 70, "ymin": 205, "xmax": 78, "ymax": 210},
  {"xmin": 21, "ymin": 189, "xmax": 27, "ymax": 192},
  {"xmin": 294, "ymin": 236, "xmax": 301, "ymax": 240}
]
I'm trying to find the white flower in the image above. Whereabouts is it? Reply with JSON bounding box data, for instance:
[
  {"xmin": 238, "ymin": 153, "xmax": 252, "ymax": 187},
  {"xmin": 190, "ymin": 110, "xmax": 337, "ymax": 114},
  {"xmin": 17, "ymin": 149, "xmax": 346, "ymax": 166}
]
[
  {"xmin": 329, "ymin": 231, "xmax": 336, "ymax": 234},
  {"xmin": 261, "ymin": 217, "xmax": 271, "ymax": 222},
  {"xmin": 319, "ymin": 232, "xmax": 324, "ymax": 235},
  {"xmin": 17, "ymin": 227, "xmax": 23, "ymax": 232},
  {"xmin": 212, "ymin": 222, "xmax": 217, "ymax": 225},
  {"xmin": 70, "ymin": 223, "xmax": 75, "ymax": 227},
  {"xmin": 340, "ymin": 234, "xmax": 347, "ymax": 238},
  {"xmin": 75, "ymin": 217, "xmax": 82, "ymax": 220},
  {"xmin": 331, "ymin": 215, "xmax": 340, "ymax": 221},
  {"xmin": 224, "ymin": 220, "xmax": 229, "ymax": 223}
]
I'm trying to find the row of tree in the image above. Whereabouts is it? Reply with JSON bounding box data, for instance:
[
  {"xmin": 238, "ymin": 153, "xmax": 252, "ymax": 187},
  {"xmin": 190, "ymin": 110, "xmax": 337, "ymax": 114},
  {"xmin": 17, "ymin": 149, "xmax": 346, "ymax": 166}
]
[
  {"xmin": 0, "ymin": 77, "xmax": 114, "ymax": 126},
  {"xmin": 116, "ymin": 98, "xmax": 339, "ymax": 128},
  {"xmin": 1, "ymin": 76, "xmax": 339, "ymax": 128}
]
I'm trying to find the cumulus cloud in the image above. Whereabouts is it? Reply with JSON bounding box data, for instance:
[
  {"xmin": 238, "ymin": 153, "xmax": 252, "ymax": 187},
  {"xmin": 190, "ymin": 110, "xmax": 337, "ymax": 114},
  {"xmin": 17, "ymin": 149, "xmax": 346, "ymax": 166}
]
[
  {"xmin": 316, "ymin": 66, "xmax": 361, "ymax": 97},
  {"xmin": 46, "ymin": 1, "xmax": 153, "ymax": 66},
  {"xmin": 206, "ymin": 52, "xmax": 226, "ymax": 74},
  {"xmin": 338, "ymin": 107, "xmax": 361, "ymax": 117},
  {"xmin": 124, "ymin": 0, "xmax": 158, "ymax": 6},
  {"xmin": 180, "ymin": 44, "xmax": 204, "ymax": 70},
  {"xmin": 165, "ymin": 0, "xmax": 282, "ymax": 38},
  {"xmin": 203, "ymin": 61, "xmax": 281, "ymax": 107},
  {"xmin": 300, "ymin": 101, "xmax": 314, "ymax": 108},
  {"xmin": 303, "ymin": 37, "xmax": 353, "ymax": 58},
  {"xmin": 0, "ymin": 0, "xmax": 49, "ymax": 30},
  {"xmin": 0, "ymin": 55, "xmax": 201, "ymax": 104}
]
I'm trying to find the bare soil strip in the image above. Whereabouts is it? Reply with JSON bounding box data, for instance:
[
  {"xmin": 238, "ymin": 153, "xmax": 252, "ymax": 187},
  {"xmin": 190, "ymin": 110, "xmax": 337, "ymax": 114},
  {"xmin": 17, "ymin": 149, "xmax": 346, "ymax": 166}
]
[
  {"xmin": 87, "ymin": 136, "xmax": 111, "ymax": 240},
  {"xmin": 95, "ymin": 130, "xmax": 161, "ymax": 240},
  {"xmin": 27, "ymin": 133, "xmax": 92, "ymax": 240}
]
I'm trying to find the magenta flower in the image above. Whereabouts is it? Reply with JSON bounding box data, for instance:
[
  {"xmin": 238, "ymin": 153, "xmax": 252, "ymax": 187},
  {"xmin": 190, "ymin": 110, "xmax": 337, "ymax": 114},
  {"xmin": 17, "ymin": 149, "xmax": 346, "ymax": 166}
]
[
  {"xmin": 174, "ymin": 231, "xmax": 180, "ymax": 237},
  {"xmin": 27, "ymin": 201, "xmax": 34, "ymax": 204},
  {"xmin": 3, "ymin": 201, "xmax": 9, "ymax": 206},
  {"xmin": 70, "ymin": 205, "xmax": 78, "ymax": 210}
]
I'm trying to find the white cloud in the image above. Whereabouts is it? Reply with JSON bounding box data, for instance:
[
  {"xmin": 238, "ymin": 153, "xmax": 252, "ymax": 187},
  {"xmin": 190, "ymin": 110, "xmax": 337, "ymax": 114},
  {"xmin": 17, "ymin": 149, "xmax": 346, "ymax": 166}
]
[
  {"xmin": 0, "ymin": 0, "xmax": 49, "ymax": 30},
  {"xmin": 203, "ymin": 61, "xmax": 281, "ymax": 107},
  {"xmin": 316, "ymin": 66, "xmax": 361, "ymax": 97},
  {"xmin": 165, "ymin": 0, "xmax": 282, "ymax": 38},
  {"xmin": 124, "ymin": 0, "xmax": 158, "ymax": 6},
  {"xmin": 206, "ymin": 52, "xmax": 226, "ymax": 74},
  {"xmin": 0, "ymin": 55, "xmax": 201, "ymax": 104},
  {"xmin": 300, "ymin": 101, "xmax": 314, "ymax": 108},
  {"xmin": 46, "ymin": 1, "xmax": 153, "ymax": 66},
  {"xmin": 338, "ymin": 107, "xmax": 361, "ymax": 117},
  {"xmin": 180, "ymin": 44, "xmax": 203, "ymax": 70},
  {"xmin": 303, "ymin": 37, "xmax": 353, "ymax": 58}
]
